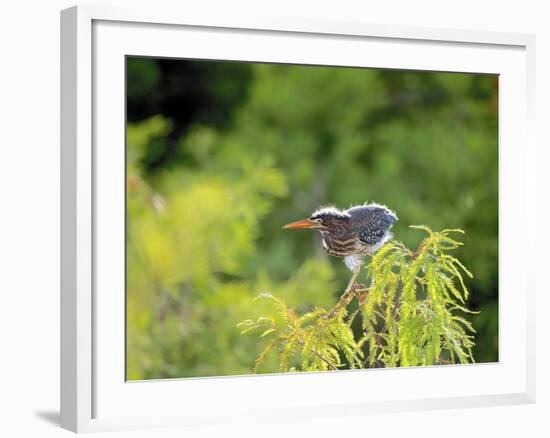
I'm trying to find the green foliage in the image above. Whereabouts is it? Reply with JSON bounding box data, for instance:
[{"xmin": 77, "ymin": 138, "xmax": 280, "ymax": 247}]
[
  {"xmin": 238, "ymin": 294, "xmax": 356, "ymax": 372},
  {"xmin": 239, "ymin": 227, "xmax": 476, "ymax": 371},
  {"xmin": 126, "ymin": 60, "xmax": 498, "ymax": 379},
  {"xmin": 126, "ymin": 113, "xmax": 340, "ymax": 379}
]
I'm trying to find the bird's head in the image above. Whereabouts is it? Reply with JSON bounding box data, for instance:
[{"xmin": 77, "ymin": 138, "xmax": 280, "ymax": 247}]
[{"xmin": 283, "ymin": 207, "xmax": 350, "ymax": 233}]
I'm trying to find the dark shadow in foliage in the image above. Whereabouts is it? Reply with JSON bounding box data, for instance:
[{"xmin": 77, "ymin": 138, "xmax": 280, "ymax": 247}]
[{"xmin": 127, "ymin": 57, "xmax": 253, "ymax": 172}]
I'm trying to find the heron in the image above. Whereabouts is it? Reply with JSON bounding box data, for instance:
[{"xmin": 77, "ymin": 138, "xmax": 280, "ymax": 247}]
[{"xmin": 283, "ymin": 203, "xmax": 398, "ymax": 297}]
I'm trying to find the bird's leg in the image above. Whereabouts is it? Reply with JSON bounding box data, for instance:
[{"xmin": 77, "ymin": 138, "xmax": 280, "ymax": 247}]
[
  {"xmin": 344, "ymin": 266, "xmax": 362, "ymax": 296},
  {"xmin": 325, "ymin": 266, "xmax": 362, "ymax": 319},
  {"xmin": 353, "ymin": 254, "xmax": 375, "ymax": 303},
  {"xmin": 353, "ymin": 283, "xmax": 370, "ymax": 306},
  {"xmin": 348, "ymin": 269, "xmax": 370, "ymax": 305}
]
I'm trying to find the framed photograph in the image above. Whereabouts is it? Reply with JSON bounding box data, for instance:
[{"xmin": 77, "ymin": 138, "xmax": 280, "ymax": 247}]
[{"xmin": 61, "ymin": 5, "xmax": 536, "ymax": 433}]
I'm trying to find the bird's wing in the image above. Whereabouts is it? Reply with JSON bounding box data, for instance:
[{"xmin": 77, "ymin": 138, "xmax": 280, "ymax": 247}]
[{"xmin": 347, "ymin": 204, "xmax": 397, "ymax": 246}]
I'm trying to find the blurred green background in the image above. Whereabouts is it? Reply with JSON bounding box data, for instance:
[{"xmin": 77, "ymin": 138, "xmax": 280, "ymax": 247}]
[{"xmin": 126, "ymin": 57, "xmax": 498, "ymax": 380}]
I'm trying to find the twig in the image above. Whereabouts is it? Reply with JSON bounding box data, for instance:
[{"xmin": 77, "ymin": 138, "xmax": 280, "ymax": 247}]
[
  {"xmin": 309, "ymin": 348, "xmax": 339, "ymax": 371},
  {"xmin": 380, "ymin": 282, "xmax": 403, "ymax": 337},
  {"xmin": 296, "ymin": 337, "xmax": 338, "ymax": 370},
  {"xmin": 324, "ymin": 288, "xmax": 355, "ymax": 319}
]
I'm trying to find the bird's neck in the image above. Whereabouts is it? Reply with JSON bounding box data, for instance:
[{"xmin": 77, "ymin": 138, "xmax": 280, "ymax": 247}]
[{"xmin": 320, "ymin": 225, "xmax": 347, "ymax": 238}]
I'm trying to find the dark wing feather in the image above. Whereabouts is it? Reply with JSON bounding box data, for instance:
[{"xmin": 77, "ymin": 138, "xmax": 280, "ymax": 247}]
[{"xmin": 346, "ymin": 204, "xmax": 398, "ymax": 246}]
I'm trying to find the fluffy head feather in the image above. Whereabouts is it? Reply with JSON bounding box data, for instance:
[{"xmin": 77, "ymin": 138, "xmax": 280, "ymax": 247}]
[{"xmin": 310, "ymin": 205, "xmax": 350, "ymax": 220}]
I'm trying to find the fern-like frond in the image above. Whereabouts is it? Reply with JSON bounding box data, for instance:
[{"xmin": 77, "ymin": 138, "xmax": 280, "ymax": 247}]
[{"xmin": 238, "ymin": 226, "xmax": 478, "ymax": 372}]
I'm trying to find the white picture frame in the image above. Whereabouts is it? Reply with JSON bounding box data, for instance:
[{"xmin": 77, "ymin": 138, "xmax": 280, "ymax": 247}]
[{"xmin": 60, "ymin": 4, "xmax": 536, "ymax": 433}]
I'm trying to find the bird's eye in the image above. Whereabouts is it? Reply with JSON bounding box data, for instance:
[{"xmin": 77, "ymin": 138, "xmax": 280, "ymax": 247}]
[{"xmin": 311, "ymin": 218, "xmax": 323, "ymax": 224}]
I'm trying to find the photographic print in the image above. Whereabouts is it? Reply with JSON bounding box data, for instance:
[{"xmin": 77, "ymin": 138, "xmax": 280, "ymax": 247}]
[{"xmin": 125, "ymin": 57, "xmax": 498, "ymax": 380}]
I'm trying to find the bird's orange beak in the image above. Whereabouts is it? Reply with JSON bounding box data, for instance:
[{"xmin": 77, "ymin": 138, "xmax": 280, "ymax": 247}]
[{"xmin": 283, "ymin": 218, "xmax": 318, "ymax": 229}]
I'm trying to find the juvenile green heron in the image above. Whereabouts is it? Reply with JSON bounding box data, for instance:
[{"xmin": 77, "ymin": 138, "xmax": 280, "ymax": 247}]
[{"xmin": 284, "ymin": 203, "xmax": 398, "ymax": 296}]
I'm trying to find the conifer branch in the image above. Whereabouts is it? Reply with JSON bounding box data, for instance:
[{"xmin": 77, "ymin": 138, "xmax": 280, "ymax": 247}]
[{"xmin": 238, "ymin": 226, "xmax": 478, "ymax": 372}]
